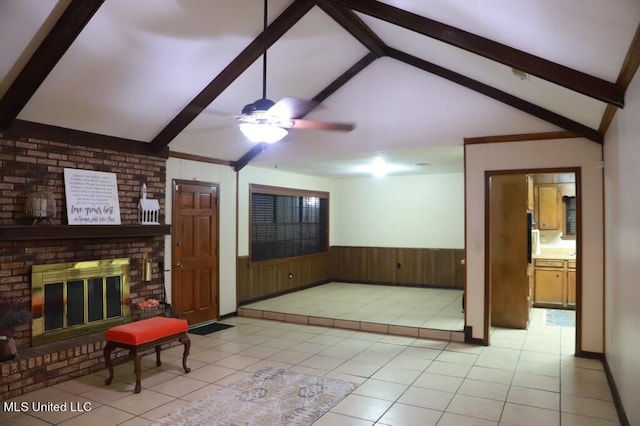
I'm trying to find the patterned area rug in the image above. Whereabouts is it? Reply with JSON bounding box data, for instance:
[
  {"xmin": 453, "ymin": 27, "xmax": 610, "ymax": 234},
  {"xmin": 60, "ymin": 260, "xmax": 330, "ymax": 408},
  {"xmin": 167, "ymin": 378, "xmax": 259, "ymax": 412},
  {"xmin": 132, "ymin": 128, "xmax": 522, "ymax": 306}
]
[
  {"xmin": 149, "ymin": 367, "xmax": 355, "ymax": 426},
  {"xmin": 545, "ymin": 309, "xmax": 576, "ymax": 327}
]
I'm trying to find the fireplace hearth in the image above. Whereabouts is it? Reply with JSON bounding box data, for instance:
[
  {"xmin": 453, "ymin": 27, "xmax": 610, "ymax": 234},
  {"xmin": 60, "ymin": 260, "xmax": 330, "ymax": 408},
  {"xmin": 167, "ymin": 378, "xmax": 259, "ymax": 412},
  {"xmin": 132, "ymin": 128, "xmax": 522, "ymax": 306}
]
[{"xmin": 31, "ymin": 259, "xmax": 131, "ymax": 345}]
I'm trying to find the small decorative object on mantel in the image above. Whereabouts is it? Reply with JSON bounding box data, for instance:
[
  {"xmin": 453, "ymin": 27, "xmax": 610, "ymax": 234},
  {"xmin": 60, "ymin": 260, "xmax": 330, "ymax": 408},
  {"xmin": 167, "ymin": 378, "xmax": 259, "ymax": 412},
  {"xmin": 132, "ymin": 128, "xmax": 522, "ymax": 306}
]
[
  {"xmin": 138, "ymin": 183, "xmax": 160, "ymax": 225},
  {"xmin": 142, "ymin": 252, "xmax": 153, "ymax": 282},
  {"xmin": 25, "ymin": 190, "xmax": 56, "ymax": 225}
]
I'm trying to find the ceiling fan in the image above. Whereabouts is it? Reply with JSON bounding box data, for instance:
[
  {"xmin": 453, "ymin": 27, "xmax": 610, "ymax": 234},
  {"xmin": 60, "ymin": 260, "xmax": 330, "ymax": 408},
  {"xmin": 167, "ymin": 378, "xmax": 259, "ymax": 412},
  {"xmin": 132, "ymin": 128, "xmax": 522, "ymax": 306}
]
[{"xmin": 238, "ymin": 0, "xmax": 355, "ymax": 144}]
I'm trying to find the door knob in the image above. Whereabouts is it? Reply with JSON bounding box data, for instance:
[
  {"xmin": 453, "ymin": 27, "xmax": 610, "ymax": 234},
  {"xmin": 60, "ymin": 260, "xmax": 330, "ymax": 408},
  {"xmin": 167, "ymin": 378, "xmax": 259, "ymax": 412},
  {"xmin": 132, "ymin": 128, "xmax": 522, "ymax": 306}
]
[{"xmin": 176, "ymin": 262, "xmax": 183, "ymax": 269}]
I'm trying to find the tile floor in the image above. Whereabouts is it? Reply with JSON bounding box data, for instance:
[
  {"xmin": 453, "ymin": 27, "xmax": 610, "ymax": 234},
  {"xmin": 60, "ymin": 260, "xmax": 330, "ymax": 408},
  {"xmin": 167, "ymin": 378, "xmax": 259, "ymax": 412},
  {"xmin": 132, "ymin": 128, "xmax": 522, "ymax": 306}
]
[
  {"xmin": 241, "ymin": 282, "xmax": 465, "ymax": 331},
  {"xmin": 0, "ymin": 308, "xmax": 619, "ymax": 425}
]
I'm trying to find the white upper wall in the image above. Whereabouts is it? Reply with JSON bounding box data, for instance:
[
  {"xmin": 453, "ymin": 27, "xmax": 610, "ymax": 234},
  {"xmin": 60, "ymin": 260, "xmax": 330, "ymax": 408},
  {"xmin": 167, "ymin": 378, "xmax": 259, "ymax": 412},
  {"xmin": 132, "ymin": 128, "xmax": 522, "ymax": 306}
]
[
  {"xmin": 165, "ymin": 160, "xmax": 465, "ymax": 315},
  {"xmin": 603, "ymin": 71, "xmax": 640, "ymax": 425},
  {"xmin": 465, "ymin": 138, "xmax": 604, "ymax": 351},
  {"xmin": 331, "ymin": 173, "xmax": 464, "ymax": 248}
]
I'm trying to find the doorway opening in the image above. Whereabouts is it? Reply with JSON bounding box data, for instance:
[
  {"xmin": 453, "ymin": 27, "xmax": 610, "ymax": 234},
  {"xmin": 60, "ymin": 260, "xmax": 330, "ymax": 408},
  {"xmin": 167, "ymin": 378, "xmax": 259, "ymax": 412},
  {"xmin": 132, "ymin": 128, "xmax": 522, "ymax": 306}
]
[
  {"xmin": 486, "ymin": 169, "xmax": 580, "ymax": 355},
  {"xmin": 172, "ymin": 180, "xmax": 220, "ymax": 325}
]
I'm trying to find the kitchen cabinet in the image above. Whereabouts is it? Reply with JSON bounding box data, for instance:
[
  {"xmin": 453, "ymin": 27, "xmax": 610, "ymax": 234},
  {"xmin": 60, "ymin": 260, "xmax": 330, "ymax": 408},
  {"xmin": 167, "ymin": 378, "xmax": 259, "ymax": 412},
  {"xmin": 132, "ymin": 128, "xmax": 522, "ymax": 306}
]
[
  {"xmin": 567, "ymin": 261, "xmax": 576, "ymax": 306},
  {"xmin": 533, "ymin": 258, "xmax": 576, "ymax": 308},
  {"xmin": 535, "ymin": 184, "xmax": 561, "ymax": 230}
]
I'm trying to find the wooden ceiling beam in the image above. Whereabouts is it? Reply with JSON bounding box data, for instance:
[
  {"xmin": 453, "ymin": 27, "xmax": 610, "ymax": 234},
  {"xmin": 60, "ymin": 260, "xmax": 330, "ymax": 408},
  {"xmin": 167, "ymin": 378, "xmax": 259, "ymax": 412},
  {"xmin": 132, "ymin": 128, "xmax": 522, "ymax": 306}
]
[
  {"xmin": 328, "ymin": 0, "xmax": 624, "ymax": 108},
  {"xmin": 315, "ymin": 0, "xmax": 387, "ymax": 57},
  {"xmin": 599, "ymin": 22, "xmax": 640, "ymax": 134},
  {"xmin": 149, "ymin": 0, "xmax": 314, "ymax": 154},
  {"xmin": 234, "ymin": 143, "xmax": 270, "ymax": 172},
  {"xmin": 234, "ymin": 52, "xmax": 377, "ymax": 172},
  {"xmin": 464, "ymin": 131, "xmax": 578, "ymax": 145},
  {"xmin": 4, "ymin": 120, "xmax": 168, "ymax": 158},
  {"xmin": 387, "ymin": 47, "xmax": 603, "ymax": 144},
  {"xmin": 0, "ymin": 0, "xmax": 105, "ymax": 129},
  {"xmin": 312, "ymin": 51, "xmax": 377, "ymax": 103}
]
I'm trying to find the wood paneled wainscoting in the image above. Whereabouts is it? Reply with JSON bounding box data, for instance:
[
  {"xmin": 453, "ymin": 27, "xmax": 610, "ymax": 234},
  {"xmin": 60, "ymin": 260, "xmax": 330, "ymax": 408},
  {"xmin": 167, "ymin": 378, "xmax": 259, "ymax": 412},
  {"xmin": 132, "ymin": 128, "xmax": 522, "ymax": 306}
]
[
  {"xmin": 330, "ymin": 246, "xmax": 465, "ymax": 289},
  {"xmin": 236, "ymin": 253, "xmax": 331, "ymax": 305},
  {"xmin": 237, "ymin": 246, "xmax": 464, "ymax": 305}
]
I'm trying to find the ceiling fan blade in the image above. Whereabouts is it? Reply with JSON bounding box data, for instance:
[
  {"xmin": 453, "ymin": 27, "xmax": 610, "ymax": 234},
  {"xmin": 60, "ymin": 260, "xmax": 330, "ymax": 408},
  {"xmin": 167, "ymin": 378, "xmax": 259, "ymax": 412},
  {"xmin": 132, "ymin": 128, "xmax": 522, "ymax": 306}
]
[
  {"xmin": 290, "ymin": 119, "xmax": 355, "ymax": 132},
  {"xmin": 269, "ymin": 97, "xmax": 318, "ymax": 119}
]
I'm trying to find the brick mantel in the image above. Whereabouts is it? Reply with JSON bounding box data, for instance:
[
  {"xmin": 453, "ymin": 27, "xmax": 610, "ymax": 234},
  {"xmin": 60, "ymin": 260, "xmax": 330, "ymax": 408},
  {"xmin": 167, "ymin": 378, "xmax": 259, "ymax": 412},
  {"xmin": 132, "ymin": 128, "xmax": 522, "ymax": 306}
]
[{"xmin": 0, "ymin": 134, "xmax": 168, "ymax": 399}]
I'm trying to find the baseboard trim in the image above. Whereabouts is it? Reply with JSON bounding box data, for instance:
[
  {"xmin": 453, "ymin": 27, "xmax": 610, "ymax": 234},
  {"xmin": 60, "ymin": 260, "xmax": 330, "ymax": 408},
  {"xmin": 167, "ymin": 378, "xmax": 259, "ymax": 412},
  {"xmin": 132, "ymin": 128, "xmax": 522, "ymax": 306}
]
[
  {"xmin": 602, "ymin": 356, "xmax": 630, "ymax": 426},
  {"xmin": 575, "ymin": 350, "xmax": 604, "ymax": 360},
  {"xmin": 333, "ymin": 279, "xmax": 463, "ymax": 290},
  {"xmin": 219, "ymin": 312, "xmax": 237, "ymax": 320},
  {"xmin": 238, "ymin": 279, "xmax": 332, "ymax": 306},
  {"xmin": 464, "ymin": 326, "xmax": 486, "ymax": 346}
]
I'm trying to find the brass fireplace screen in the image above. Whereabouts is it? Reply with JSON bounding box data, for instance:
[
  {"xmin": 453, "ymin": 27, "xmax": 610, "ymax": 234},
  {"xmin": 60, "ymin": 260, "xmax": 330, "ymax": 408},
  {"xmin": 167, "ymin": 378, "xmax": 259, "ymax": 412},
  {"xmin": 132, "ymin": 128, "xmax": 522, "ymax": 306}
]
[{"xmin": 31, "ymin": 258, "xmax": 131, "ymax": 345}]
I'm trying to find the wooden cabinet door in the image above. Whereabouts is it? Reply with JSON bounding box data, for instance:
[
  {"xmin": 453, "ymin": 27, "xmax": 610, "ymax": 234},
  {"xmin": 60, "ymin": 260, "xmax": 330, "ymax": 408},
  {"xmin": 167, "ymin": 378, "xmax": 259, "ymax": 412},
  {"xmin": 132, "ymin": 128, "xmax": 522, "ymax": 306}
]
[
  {"xmin": 567, "ymin": 269, "xmax": 576, "ymax": 306},
  {"xmin": 536, "ymin": 185, "xmax": 560, "ymax": 230},
  {"xmin": 534, "ymin": 268, "xmax": 564, "ymax": 305}
]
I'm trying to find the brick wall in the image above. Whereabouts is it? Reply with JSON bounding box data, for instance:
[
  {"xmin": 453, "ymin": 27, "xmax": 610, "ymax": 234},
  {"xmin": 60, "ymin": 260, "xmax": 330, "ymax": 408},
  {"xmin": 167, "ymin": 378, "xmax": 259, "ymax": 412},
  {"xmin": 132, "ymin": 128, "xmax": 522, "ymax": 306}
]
[{"xmin": 0, "ymin": 133, "xmax": 168, "ymax": 399}]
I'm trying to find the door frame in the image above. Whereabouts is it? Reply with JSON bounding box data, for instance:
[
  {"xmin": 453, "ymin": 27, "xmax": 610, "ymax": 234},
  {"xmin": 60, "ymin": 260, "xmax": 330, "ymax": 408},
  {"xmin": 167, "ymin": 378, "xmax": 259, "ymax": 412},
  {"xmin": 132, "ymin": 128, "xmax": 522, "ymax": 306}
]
[
  {"xmin": 171, "ymin": 179, "xmax": 220, "ymax": 323},
  {"xmin": 484, "ymin": 167, "xmax": 582, "ymax": 355}
]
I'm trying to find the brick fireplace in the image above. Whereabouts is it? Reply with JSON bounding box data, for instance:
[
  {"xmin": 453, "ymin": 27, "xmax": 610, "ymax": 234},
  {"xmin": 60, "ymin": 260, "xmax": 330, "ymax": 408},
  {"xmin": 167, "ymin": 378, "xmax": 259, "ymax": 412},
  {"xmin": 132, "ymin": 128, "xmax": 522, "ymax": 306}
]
[
  {"xmin": 31, "ymin": 258, "xmax": 132, "ymax": 346},
  {"xmin": 0, "ymin": 134, "xmax": 168, "ymax": 399}
]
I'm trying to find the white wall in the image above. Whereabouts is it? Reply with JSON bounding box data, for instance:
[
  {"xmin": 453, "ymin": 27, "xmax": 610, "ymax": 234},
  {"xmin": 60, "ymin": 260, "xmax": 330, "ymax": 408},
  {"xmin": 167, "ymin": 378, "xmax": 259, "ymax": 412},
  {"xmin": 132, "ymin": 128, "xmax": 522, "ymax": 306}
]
[
  {"xmin": 165, "ymin": 158, "xmax": 237, "ymax": 315},
  {"xmin": 237, "ymin": 165, "xmax": 334, "ymax": 256},
  {"xmin": 465, "ymin": 139, "xmax": 604, "ymax": 352},
  {"xmin": 603, "ymin": 71, "xmax": 640, "ymax": 425},
  {"xmin": 332, "ymin": 173, "xmax": 464, "ymax": 248},
  {"xmin": 165, "ymin": 161, "xmax": 465, "ymax": 317}
]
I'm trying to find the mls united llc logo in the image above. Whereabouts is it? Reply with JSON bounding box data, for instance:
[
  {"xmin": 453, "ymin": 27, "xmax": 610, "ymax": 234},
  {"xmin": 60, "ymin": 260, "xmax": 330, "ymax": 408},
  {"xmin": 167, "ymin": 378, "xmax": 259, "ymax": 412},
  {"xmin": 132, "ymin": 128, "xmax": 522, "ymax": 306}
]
[{"xmin": 3, "ymin": 401, "xmax": 92, "ymax": 413}]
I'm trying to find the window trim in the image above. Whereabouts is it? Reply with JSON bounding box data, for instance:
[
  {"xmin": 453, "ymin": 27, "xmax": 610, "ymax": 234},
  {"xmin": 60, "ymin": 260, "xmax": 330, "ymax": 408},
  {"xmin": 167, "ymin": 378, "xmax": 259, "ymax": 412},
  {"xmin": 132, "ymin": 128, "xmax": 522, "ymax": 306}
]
[{"xmin": 249, "ymin": 184, "xmax": 329, "ymax": 264}]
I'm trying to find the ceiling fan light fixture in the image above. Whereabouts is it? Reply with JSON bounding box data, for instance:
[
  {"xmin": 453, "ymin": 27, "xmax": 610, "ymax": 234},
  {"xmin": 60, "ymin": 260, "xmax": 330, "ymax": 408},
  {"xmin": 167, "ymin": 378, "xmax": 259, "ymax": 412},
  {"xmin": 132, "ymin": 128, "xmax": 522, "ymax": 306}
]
[
  {"xmin": 239, "ymin": 122, "xmax": 288, "ymax": 144},
  {"xmin": 241, "ymin": 98, "xmax": 275, "ymax": 115},
  {"xmin": 355, "ymin": 156, "xmax": 410, "ymax": 177}
]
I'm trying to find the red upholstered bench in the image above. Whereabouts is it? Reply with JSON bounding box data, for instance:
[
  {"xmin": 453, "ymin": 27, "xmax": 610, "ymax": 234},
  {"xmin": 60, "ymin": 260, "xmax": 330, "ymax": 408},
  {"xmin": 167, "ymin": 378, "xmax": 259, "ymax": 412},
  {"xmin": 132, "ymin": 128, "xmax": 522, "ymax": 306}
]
[{"xmin": 104, "ymin": 317, "xmax": 191, "ymax": 393}]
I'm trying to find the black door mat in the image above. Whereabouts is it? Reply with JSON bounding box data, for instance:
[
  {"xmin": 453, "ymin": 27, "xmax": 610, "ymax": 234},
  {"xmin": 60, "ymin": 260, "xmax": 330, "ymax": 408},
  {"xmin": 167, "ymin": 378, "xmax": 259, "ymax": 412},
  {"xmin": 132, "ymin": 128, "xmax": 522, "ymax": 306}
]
[{"xmin": 188, "ymin": 322, "xmax": 234, "ymax": 336}]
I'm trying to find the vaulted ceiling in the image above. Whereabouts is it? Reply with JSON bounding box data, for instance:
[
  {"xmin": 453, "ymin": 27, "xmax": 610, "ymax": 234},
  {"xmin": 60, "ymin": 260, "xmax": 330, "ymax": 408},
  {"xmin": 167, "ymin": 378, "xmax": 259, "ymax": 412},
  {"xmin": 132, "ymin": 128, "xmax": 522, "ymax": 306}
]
[{"xmin": 1, "ymin": 0, "xmax": 639, "ymax": 177}]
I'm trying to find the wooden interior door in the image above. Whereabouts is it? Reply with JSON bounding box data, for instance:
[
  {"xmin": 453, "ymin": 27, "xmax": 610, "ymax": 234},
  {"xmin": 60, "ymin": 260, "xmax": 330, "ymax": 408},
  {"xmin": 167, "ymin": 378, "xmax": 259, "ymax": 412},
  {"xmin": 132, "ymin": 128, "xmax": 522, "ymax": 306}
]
[
  {"xmin": 172, "ymin": 181, "xmax": 219, "ymax": 325},
  {"xmin": 489, "ymin": 174, "xmax": 529, "ymax": 329}
]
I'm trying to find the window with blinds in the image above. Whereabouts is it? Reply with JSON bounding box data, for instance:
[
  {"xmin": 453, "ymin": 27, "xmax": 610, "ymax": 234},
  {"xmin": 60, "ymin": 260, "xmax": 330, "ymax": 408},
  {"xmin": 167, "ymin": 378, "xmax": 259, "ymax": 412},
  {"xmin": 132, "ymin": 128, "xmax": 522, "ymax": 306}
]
[{"xmin": 251, "ymin": 187, "xmax": 328, "ymax": 262}]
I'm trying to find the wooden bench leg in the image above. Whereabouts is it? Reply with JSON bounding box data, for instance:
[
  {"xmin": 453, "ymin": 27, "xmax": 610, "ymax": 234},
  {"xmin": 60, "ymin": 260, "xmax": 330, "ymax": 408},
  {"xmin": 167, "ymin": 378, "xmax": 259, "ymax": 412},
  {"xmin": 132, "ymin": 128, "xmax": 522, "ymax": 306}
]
[
  {"xmin": 133, "ymin": 349, "xmax": 142, "ymax": 394},
  {"xmin": 180, "ymin": 336, "xmax": 191, "ymax": 373},
  {"xmin": 103, "ymin": 342, "xmax": 115, "ymax": 385},
  {"xmin": 155, "ymin": 345, "xmax": 162, "ymax": 367},
  {"xmin": 104, "ymin": 330, "xmax": 190, "ymax": 393}
]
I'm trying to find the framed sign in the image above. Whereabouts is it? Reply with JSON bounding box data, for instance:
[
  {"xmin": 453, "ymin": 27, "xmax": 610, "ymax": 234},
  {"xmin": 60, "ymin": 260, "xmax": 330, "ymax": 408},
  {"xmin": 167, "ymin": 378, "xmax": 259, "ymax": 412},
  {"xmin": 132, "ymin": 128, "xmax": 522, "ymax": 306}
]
[{"xmin": 63, "ymin": 168, "xmax": 121, "ymax": 225}]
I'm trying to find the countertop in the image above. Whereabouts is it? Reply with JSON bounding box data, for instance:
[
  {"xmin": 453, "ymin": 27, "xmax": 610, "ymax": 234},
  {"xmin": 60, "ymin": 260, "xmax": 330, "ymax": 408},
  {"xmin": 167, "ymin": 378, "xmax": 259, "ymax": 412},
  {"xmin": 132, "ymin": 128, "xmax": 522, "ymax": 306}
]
[{"xmin": 534, "ymin": 248, "xmax": 576, "ymax": 261}]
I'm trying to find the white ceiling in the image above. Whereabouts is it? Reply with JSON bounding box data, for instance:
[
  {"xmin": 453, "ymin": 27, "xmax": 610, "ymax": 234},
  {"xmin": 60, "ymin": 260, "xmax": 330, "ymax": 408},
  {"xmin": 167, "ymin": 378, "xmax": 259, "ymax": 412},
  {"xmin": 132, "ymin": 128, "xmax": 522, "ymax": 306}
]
[{"xmin": 1, "ymin": 0, "xmax": 639, "ymax": 177}]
